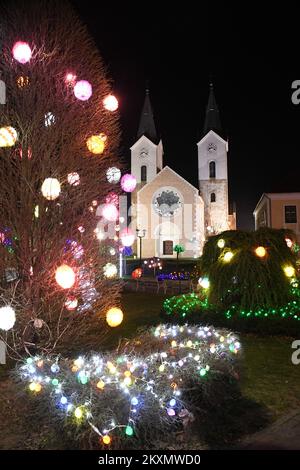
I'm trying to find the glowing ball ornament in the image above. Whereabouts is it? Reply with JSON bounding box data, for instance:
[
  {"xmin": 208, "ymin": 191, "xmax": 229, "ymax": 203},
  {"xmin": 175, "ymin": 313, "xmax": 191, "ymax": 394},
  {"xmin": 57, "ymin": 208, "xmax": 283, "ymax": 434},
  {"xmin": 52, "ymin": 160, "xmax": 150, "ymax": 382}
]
[
  {"xmin": 255, "ymin": 246, "xmax": 266, "ymax": 258},
  {"xmin": 284, "ymin": 265, "xmax": 295, "ymax": 278},
  {"xmin": 106, "ymin": 307, "xmax": 123, "ymax": 327},
  {"xmin": 217, "ymin": 238, "xmax": 225, "ymax": 249},
  {"xmin": 64, "ymin": 297, "xmax": 78, "ymax": 311},
  {"xmin": 86, "ymin": 135, "xmax": 105, "ymax": 155},
  {"xmin": 102, "ymin": 203, "xmax": 119, "ymax": 222},
  {"xmin": 12, "ymin": 41, "xmax": 32, "ymax": 64},
  {"xmin": 41, "ymin": 178, "xmax": 61, "ymax": 201},
  {"xmin": 103, "ymin": 263, "xmax": 118, "ymax": 279},
  {"xmin": 223, "ymin": 251, "xmax": 234, "ymax": 263},
  {"xmin": 0, "ymin": 305, "xmax": 16, "ymax": 331},
  {"xmin": 106, "ymin": 167, "xmax": 121, "ymax": 184},
  {"xmin": 103, "ymin": 94, "xmax": 118, "ymax": 111},
  {"xmin": 67, "ymin": 172, "xmax": 80, "ymax": 186},
  {"xmin": 55, "ymin": 264, "xmax": 75, "ymax": 289},
  {"xmin": 0, "ymin": 126, "xmax": 18, "ymax": 147},
  {"xmin": 74, "ymin": 80, "xmax": 92, "ymax": 101},
  {"xmin": 121, "ymin": 174, "xmax": 136, "ymax": 193},
  {"xmin": 120, "ymin": 228, "xmax": 135, "ymax": 247},
  {"xmin": 102, "ymin": 435, "xmax": 111, "ymax": 445},
  {"xmin": 198, "ymin": 277, "xmax": 210, "ymax": 289}
]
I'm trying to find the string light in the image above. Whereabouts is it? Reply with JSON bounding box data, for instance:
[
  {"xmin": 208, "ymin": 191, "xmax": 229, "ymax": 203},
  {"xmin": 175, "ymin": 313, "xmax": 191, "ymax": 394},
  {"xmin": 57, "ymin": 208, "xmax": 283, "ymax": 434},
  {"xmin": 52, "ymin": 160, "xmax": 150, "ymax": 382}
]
[
  {"xmin": 223, "ymin": 251, "xmax": 234, "ymax": 263},
  {"xmin": 18, "ymin": 324, "xmax": 241, "ymax": 448}
]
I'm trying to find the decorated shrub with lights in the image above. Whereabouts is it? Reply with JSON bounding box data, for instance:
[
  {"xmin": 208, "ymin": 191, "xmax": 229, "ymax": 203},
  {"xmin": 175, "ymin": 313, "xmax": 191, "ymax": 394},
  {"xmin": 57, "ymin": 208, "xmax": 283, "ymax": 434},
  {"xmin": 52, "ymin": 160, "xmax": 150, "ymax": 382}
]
[
  {"xmin": 200, "ymin": 228, "xmax": 298, "ymax": 315},
  {"xmin": 16, "ymin": 323, "xmax": 242, "ymax": 449},
  {"xmin": 163, "ymin": 228, "xmax": 300, "ymax": 332}
]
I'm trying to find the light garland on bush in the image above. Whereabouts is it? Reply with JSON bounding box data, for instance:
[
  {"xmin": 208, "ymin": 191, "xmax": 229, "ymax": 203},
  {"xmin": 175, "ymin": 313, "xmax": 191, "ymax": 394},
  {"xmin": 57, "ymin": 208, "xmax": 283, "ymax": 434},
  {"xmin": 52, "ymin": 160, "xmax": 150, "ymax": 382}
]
[{"xmin": 17, "ymin": 324, "xmax": 241, "ymax": 448}]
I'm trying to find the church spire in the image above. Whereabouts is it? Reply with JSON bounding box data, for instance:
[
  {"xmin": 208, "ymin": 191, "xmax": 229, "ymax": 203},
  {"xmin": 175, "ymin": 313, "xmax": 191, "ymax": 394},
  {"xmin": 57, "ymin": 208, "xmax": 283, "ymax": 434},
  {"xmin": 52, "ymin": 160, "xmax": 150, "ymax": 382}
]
[
  {"xmin": 137, "ymin": 88, "xmax": 158, "ymax": 143},
  {"xmin": 203, "ymin": 83, "xmax": 222, "ymax": 136}
]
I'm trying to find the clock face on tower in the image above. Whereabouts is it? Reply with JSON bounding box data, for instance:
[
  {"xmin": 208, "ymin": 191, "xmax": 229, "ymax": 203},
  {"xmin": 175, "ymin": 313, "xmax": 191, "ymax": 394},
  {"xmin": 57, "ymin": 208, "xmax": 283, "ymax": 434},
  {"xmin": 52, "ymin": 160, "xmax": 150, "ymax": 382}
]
[
  {"xmin": 207, "ymin": 142, "xmax": 217, "ymax": 153},
  {"xmin": 153, "ymin": 189, "xmax": 182, "ymax": 217}
]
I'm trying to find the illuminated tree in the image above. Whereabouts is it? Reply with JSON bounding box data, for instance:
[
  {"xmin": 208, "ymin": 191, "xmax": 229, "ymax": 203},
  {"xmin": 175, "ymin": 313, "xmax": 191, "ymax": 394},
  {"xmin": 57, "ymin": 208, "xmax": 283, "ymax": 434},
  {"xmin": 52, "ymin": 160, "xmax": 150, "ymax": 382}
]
[{"xmin": 0, "ymin": 0, "xmax": 122, "ymax": 357}]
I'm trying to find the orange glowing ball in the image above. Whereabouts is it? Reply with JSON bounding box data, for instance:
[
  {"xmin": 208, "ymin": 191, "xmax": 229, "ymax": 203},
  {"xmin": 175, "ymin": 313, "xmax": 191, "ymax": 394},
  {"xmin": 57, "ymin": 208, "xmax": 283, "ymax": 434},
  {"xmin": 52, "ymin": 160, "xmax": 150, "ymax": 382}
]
[
  {"xmin": 132, "ymin": 268, "xmax": 142, "ymax": 279},
  {"xmin": 255, "ymin": 246, "xmax": 266, "ymax": 258},
  {"xmin": 55, "ymin": 264, "xmax": 75, "ymax": 289},
  {"xmin": 102, "ymin": 435, "xmax": 111, "ymax": 445}
]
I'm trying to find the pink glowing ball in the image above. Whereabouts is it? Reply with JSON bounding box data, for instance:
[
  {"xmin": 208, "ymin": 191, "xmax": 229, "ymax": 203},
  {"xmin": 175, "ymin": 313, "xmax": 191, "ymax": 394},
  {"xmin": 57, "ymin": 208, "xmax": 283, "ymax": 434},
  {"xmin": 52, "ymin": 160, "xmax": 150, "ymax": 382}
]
[
  {"xmin": 12, "ymin": 41, "xmax": 32, "ymax": 64},
  {"xmin": 74, "ymin": 80, "xmax": 92, "ymax": 101},
  {"xmin": 102, "ymin": 203, "xmax": 119, "ymax": 222},
  {"xmin": 121, "ymin": 174, "xmax": 136, "ymax": 193},
  {"xmin": 120, "ymin": 228, "xmax": 135, "ymax": 247}
]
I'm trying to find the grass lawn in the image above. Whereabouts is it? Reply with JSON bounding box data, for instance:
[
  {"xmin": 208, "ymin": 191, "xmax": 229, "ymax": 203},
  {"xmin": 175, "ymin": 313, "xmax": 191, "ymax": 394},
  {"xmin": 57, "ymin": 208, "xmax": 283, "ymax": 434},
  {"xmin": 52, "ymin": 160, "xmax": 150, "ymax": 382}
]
[{"xmin": 0, "ymin": 291, "xmax": 299, "ymax": 449}]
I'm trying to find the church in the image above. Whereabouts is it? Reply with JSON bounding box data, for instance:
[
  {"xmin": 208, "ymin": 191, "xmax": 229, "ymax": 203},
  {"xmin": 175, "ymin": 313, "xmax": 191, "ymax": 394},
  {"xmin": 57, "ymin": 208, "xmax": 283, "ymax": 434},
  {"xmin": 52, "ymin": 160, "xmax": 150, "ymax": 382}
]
[{"xmin": 130, "ymin": 85, "xmax": 236, "ymax": 259}]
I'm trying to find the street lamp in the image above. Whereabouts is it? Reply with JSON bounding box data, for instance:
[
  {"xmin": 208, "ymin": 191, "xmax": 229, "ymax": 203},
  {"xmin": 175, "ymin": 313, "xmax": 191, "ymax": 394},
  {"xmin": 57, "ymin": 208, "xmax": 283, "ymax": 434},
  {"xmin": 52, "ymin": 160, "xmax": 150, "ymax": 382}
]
[{"xmin": 136, "ymin": 228, "xmax": 146, "ymax": 268}]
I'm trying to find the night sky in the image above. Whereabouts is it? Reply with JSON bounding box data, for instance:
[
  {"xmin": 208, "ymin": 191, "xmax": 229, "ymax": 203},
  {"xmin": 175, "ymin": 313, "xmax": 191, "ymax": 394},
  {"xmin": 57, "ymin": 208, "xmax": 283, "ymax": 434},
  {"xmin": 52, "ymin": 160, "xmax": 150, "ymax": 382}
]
[{"xmin": 72, "ymin": 4, "xmax": 299, "ymax": 229}]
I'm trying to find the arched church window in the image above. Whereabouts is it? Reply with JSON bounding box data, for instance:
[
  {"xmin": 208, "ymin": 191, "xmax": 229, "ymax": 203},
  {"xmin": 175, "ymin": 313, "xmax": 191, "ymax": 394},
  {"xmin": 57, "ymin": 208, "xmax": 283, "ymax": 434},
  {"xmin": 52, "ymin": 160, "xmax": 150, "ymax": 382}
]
[
  {"xmin": 209, "ymin": 161, "xmax": 216, "ymax": 178},
  {"xmin": 210, "ymin": 192, "xmax": 216, "ymax": 203},
  {"xmin": 141, "ymin": 165, "xmax": 147, "ymax": 182}
]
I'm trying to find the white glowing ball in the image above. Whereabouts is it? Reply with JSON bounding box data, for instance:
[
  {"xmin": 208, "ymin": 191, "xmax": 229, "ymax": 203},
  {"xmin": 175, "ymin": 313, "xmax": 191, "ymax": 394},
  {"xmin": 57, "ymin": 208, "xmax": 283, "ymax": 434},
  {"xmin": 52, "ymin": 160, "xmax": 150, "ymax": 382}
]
[
  {"xmin": 106, "ymin": 307, "xmax": 123, "ymax": 327},
  {"xmin": 198, "ymin": 277, "xmax": 210, "ymax": 289},
  {"xmin": 109, "ymin": 247, "xmax": 116, "ymax": 256},
  {"xmin": 103, "ymin": 263, "xmax": 118, "ymax": 279},
  {"xmin": 102, "ymin": 203, "xmax": 119, "ymax": 222},
  {"xmin": 12, "ymin": 41, "xmax": 32, "ymax": 64},
  {"xmin": 74, "ymin": 80, "xmax": 92, "ymax": 101},
  {"xmin": 106, "ymin": 167, "xmax": 121, "ymax": 184},
  {"xmin": 103, "ymin": 94, "xmax": 118, "ymax": 111},
  {"xmin": 41, "ymin": 178, "xmax": 61, "ymax": 200},
  {"xmin": 0, "ymin": 306, "xmax": 16, "ymax": 331},
  {"xmin": 120, "ymin": 228, "xmax": 135, "ymax": 247},
  {"xmin": 44, "ymin": 112, "xmax": 55, "ymax": 127},
  {"xmin": 0, "ymin": 126, "xmax": 18, "ymax": 147},
  {"xmin": 55, "ymin": 264, "xmax": 75, "ymax": 289},
  {"xmin": 67, "ymin": 172, "xmax": 80, "ymax": 186},
  {"xmin": 121, "ymin": 174, "xmax": 136, "ymax": 193}
]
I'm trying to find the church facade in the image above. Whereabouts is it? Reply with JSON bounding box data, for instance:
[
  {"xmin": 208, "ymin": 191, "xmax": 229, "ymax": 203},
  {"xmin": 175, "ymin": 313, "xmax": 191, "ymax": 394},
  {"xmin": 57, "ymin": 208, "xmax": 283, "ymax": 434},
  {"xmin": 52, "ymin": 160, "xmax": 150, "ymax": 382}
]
[{"xmin": 130, "ymin": 85, "xmax": 236, "ymax": 259}]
